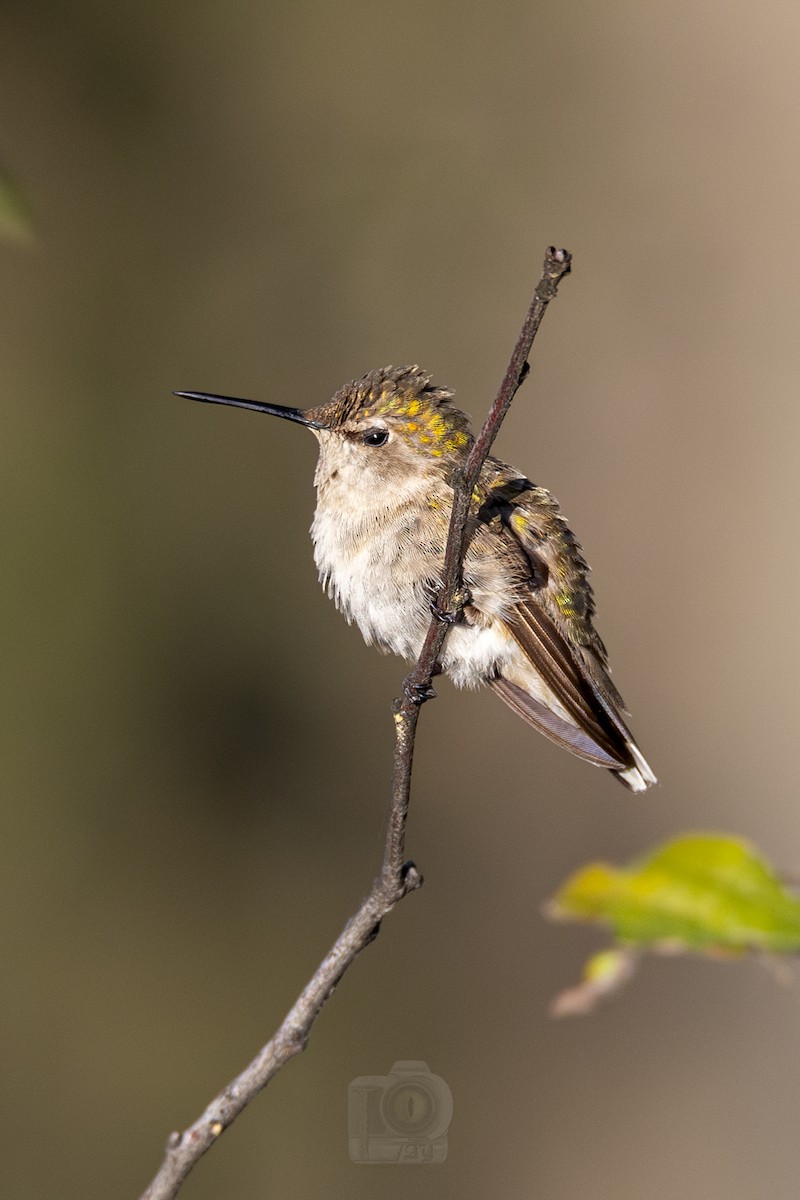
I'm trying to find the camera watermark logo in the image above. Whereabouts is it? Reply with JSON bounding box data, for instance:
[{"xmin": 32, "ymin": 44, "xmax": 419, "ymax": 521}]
[{"xmin": 348, "ymin": 1060, "xmax": 452, "ymax": 1164}]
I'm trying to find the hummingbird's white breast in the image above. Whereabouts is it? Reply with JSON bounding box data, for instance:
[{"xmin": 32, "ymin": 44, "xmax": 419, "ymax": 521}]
[{"xmin": 310, "ymin": 457, "xmax": 530, "ymax": 691}]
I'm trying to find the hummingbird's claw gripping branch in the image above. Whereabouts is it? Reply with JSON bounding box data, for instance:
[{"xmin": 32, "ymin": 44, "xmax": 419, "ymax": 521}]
[
  {"xmin": 403, "ymin": 680, "xmax": 437, "ymax": 705},
  {"xmin": 429, "ymin": 600, "xmax": 458, "ymax": 624},
  {"xmin": 429, "ymin": 584, "xmax": 472, "ymax": 625},
  {"xmin": 140, "ymin": 248, "xmax": 571, "ymax": 1200}
]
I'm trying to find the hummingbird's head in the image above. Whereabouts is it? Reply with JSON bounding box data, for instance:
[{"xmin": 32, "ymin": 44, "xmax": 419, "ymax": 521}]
[
  {"xmin": 178, "ymin": 366, "xmax": 474, "ymax": 494},
  {"xmin": 303, "ymin": 365, "xmax": 473, "ymax": 492}
]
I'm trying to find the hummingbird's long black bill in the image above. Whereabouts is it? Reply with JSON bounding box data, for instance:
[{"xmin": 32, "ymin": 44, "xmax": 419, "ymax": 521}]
[{"xmin": 174, "ymin": 391, "xmax": 324, "ymax": 429}]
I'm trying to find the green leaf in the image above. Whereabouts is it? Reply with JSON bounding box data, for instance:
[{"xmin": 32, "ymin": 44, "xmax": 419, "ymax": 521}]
[
  {"xmin": 0, "ymin": 161, "xmax": 35, "ymax": 244},
  {"xmin": 550, "ymin": 833, "xmax": 800, "ymax": 954}
]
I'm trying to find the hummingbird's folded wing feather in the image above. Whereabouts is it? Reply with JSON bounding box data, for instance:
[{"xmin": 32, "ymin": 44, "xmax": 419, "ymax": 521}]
[
  {"xmin": 499, "ymin": 600, "xmax": 630, "ymax": 766},
  {"xmin": 473, "ymin": 465, "xmax": 656, "ymax": 789},
  {"xmin": 490, "ymin": 672, "xmax": 624, "ymax": 768}
]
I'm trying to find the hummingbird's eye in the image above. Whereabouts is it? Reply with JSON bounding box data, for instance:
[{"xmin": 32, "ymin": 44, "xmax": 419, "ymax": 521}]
[{"xmin": 361, "ymin": 428, "xmax": 389, "ymax": 447}]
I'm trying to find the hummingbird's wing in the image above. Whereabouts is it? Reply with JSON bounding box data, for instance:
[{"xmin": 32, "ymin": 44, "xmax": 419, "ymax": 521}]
[
  {"xmin": 494, "ymin": 596, "xmax": 655, "ymax": 790},
  {"xmin": 496, "ymin": 599, "xmax": 633, "ymax": 762},
  {"xmin": 476, "ymin": 465, "xmax": 656, "ymax": 791},
  {"xmin": 490, "ymin": 674, "xmax": 624, "ymax": 768}
]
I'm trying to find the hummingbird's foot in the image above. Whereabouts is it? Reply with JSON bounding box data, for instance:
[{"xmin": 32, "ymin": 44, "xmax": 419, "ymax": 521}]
[
  {"xmin": 403, "ymin": 679, "xmax": 437, "ymax": 706},
  {"xmin": 429, "ymin": 599, "xmax": 457, "ymax": 624},
  {"xmin": 430, "ymin": 585, "xmax": 471, "ymax": 624}
]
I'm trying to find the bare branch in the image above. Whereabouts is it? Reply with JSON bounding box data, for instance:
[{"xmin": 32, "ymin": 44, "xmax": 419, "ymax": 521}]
[{"xmin": 138, "ymin": 246, "xmax": 571, "ymax": 1200}]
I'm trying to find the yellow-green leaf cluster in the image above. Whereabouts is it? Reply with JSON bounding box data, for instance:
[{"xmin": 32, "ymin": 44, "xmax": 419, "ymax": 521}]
[{"xmin": 551, "ymin": 834, "xmax": 800, "ymax": 954}]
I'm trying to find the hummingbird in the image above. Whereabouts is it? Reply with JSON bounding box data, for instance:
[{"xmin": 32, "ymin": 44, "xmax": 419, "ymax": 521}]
[{"xmin": 178, "ymin": 365, "xmax": 656, "ymax": 792}]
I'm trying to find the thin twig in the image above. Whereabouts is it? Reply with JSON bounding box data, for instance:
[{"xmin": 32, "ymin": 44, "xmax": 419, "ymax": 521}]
[{"xmin": 138, "ymin": 246, "xmax": 571, "ymax": 1200}]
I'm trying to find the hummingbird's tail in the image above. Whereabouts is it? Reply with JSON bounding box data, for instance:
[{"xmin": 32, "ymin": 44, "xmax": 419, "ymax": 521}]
[{"xmin": 613, "ymin": 741, "xmax": 658, "ymax": 793}]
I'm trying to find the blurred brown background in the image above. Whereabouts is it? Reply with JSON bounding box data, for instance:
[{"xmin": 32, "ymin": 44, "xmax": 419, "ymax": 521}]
[{"xmin": 2, "ymin": 1, "xmax": 800, "ymax": 1196}]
